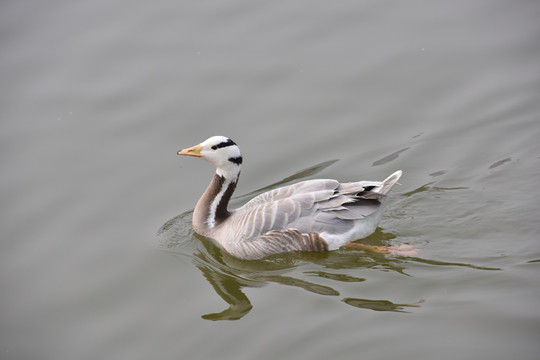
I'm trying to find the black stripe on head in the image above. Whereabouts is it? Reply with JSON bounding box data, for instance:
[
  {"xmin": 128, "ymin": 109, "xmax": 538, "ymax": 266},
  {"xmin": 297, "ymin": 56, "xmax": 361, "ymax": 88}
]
[
  {"xmin": 228, "ymin": 156, "xmax": 243, "ymax": 165},
  {"xmin": 212, "ymin": 138, "xmax": 237, "ymax": 150}
]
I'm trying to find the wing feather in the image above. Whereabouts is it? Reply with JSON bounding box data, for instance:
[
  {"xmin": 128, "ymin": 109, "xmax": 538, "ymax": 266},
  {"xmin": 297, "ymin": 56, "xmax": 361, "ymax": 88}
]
[{"xmin": 229, "ymin": 176, "xmax": 396, "ymax": 241}]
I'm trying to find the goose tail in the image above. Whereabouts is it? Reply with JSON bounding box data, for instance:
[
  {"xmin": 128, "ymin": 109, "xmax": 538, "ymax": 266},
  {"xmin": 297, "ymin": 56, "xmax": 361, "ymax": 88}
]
[{"xmin": 374, "ymin": 170, "xmax": 402, "ymax": 195}]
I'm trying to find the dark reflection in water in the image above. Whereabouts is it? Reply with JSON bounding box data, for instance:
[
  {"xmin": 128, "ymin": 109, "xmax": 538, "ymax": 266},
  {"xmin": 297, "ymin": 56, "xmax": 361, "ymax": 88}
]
[
  {"xmin": 372, "ymin": 147, "xmax": 410, "ymax": 166},
  {"xmin": 195, "ymin": 257, "xmax": 253, "ymax": 321},
  {"xmin": 159, "ymin": 226, "xmax": 422, "ymax": 320},
  {"xmin": 304, "ymin": 271, "xmax": 366, "ymax": 283},
  {"xmin": 157, "ymin": 161, "xmax": 498, "ymax": 320},
  {"xmin": 342, "ymin": 298, "xmax": 424, "ymax": 313},
  {"xmin": 402, "ymin": 182, "xmax": 469, "ymax": 197}
]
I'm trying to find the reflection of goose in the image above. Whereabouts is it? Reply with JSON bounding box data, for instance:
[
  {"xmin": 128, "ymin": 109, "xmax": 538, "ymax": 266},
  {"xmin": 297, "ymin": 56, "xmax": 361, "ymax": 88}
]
[{"xmin": 178, "ymin": 136, "xmax": 416, "ymax": 260}]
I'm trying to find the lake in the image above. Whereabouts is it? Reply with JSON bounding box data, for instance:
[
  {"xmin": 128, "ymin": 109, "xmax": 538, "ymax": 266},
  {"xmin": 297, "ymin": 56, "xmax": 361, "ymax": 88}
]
[{"xmin": 1, "ymin": 0, "xmax": 540, "ymax": 359}]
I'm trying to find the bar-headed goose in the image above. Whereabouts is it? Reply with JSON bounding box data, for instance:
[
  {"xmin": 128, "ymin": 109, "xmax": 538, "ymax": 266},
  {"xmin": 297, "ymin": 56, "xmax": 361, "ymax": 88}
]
[{"xmin": 178, "ymin": 136, "xmax": 416, "ymax": 259}]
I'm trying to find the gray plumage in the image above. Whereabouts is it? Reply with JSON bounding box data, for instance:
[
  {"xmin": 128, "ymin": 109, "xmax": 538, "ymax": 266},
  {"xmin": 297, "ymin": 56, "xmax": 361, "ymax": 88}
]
[{"xmin": 178, "ymin": 136, "xmax": 402, "ymax": 260}]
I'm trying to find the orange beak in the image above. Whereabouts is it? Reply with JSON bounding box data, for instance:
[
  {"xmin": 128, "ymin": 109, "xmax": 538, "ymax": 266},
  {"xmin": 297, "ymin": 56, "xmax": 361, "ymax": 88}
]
[{"xmin": 177, "ymin": 144, "xmax": 203, "ymax": 157}]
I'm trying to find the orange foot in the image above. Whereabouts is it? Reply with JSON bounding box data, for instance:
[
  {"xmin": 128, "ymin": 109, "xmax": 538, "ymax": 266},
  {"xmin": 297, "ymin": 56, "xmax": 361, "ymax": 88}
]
[{"xmin": 343, "ymin": 243, "xmax": 419, "ymax": 256}]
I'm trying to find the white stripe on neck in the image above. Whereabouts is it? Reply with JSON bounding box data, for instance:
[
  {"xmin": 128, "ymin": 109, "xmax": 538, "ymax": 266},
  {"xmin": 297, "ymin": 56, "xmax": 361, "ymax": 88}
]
[{"xmin": 206, "ymin": 177, "xmax": 231, "ymax": 228}]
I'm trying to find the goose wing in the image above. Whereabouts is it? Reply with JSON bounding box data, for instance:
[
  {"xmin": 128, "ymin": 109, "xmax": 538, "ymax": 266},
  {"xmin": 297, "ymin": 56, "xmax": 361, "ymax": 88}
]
[
  {"xmin": 240, "ymin": 179, "xmax": 339, "ymax": 210},
  {"xmin": 229, "ymin": 178, "xmax": 386, "ymax": 241}
]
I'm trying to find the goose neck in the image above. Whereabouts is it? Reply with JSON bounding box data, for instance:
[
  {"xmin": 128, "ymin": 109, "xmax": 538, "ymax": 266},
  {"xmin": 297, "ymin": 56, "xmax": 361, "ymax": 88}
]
[{"xmin": 193, "ymin": 172, "xmax": 239, "ymax": 234}]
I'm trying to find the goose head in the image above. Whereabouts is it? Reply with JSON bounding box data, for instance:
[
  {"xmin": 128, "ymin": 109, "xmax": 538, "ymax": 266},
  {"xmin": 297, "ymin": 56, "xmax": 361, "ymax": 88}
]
[{"xmin": 178, "ymin": 136, "xmax": 243, "ymax": 180}]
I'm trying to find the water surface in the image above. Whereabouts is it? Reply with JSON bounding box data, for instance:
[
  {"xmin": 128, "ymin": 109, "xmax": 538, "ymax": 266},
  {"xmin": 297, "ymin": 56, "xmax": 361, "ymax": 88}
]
[{"xmin": 1, "ymin": 0, "xmax": 540, "ymax": 359}]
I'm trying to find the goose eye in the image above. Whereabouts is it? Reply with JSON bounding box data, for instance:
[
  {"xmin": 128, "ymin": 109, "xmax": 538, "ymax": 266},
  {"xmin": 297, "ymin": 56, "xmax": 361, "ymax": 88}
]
[{"xmin": 211, "ymin": 145, "xmax": 217, "ymax": 150}]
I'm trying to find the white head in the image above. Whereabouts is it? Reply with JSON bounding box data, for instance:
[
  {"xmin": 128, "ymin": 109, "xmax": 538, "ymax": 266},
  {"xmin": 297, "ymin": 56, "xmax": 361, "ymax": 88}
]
[{"xmin": 178, "ymin": 136, "xmax": 243, "ymax": 179}]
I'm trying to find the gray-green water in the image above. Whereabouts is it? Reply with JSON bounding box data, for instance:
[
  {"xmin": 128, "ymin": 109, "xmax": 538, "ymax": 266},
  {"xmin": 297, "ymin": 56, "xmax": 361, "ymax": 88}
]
[{"xmin": 2, "ymin": 0, "xmax": 540, "ymax": 359}]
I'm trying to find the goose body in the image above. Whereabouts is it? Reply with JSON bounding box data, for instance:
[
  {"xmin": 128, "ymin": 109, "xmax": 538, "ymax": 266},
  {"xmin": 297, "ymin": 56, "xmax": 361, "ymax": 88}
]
[{"xmin": 178, "ymin": 136, "xmax": 410, "ymax": 260}]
